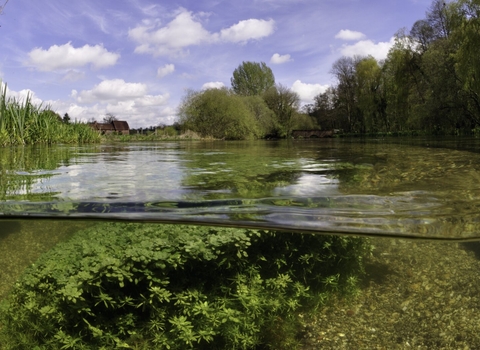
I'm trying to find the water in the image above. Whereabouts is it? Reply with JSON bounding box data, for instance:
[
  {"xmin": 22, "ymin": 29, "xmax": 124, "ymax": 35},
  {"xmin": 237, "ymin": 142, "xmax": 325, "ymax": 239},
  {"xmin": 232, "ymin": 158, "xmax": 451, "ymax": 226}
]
[
  {"xmin": 2, "ymin": 138, "xmax": 480, "ymax": 239},
  {"xmin": 1, "ymin": 137, "xmax": 480, "ymax": 348}
]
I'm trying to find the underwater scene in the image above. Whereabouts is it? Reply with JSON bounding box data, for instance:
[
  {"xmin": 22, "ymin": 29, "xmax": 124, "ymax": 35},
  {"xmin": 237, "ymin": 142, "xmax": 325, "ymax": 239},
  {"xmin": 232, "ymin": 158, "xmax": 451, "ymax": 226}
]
[{"xmin": 1, "ymin": 138, "xmax": 480, "ymax": 349}]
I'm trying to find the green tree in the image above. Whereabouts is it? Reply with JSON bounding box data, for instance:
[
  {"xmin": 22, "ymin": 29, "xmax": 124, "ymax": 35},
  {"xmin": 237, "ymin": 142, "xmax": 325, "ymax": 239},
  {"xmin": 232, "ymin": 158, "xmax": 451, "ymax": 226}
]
[
  {"xmin": 312, "ymin": 87, "xmax": 345, "ymax": 131},
  {"xmin": 178, "ymin": 88, "xmax": 260, "ymax": 140},
  {"xmin": 231, "ymin": 61, "xmax": 275, "ymax": 96},
  {"xmin": 62, "ymin": 113, "xmax": 71, "ymax": 124},
  {"xmin": 330, "ymin": 56, "xmax": 362, "ymax": 132},
  {"xmin": 263, "ymin": 84, "xmax": 300, "ymax": 137},
  {"xmin": 242, "ymin": 95, "xmax": 278, "ymax": 137},
  {"xmin": 320, "ymin": 0, "xmax": 480, "ymax": 135},
  {"xmin": 453, "ymin": 0, "xmax": 480, "ymax": 126},
  {"xmin": 355, "ymin": 56, "xmax": 386, "ymax": 132},
  {"xmin": 383, "ymin": 30, "xmax": 430, "ymax": 131}
]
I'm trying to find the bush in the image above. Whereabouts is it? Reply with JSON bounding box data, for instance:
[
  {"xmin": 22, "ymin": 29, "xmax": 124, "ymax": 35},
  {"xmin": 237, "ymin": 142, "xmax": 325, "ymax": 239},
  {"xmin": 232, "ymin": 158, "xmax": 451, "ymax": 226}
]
[
  {"xmin": 178, "ymin": 88, "xmax": 261, "ymax": 140},
  {"xmin": 0, "ymin": 223, "xmax": 371, "ymax": 349}
]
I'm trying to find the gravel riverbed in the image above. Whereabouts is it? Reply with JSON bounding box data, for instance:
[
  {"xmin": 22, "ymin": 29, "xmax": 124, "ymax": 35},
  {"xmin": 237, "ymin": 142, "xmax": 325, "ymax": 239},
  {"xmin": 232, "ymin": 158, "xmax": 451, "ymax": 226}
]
[{"xmin": 303, "ymin": 237, "xmax": 480, "ymax": 349}]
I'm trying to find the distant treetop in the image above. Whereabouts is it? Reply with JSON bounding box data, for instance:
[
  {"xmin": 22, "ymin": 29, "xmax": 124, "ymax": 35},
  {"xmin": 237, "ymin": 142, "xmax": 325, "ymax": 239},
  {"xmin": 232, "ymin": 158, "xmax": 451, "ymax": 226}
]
[{"xmin": 231, "ymin": 61, "xmax": 275, "ymax": 96}]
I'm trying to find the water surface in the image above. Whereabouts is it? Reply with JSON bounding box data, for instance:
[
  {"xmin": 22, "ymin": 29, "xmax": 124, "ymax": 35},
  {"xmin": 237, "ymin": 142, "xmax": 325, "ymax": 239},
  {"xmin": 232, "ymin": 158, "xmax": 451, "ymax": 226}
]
[{"xmin": 1, "ymin": 138, "xmax": 480, "ymax": 240}]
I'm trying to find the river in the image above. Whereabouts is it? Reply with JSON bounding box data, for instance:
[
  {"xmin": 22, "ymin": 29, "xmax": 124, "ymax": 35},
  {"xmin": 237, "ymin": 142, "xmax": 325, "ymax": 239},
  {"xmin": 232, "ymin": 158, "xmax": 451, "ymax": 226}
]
[
  {"xmin": 2, "ymin": 137, "xmax": 480, "ymax": 239},
  {"xmin": 1, "ymin": 137, "xmax": 480, "ymax": 348}
]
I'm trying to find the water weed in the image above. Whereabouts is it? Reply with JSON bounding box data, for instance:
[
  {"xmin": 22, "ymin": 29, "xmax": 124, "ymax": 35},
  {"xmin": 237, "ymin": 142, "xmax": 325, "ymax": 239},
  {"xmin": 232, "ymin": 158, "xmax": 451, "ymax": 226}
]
[
  {"xmin": 0, "ymin": 223, "xmax": 371, "ymax": 349},
  {"xmin": 0, "ymin": 81, "xmax": 100, "ymax": 146}
]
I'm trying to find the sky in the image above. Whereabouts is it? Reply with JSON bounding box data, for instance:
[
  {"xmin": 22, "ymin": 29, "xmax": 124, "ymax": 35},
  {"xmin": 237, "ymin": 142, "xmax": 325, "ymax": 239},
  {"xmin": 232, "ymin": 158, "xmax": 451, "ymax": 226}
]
[{"xmin": 0, "ymin": 0, "xmax": 433, "ymax": 128}]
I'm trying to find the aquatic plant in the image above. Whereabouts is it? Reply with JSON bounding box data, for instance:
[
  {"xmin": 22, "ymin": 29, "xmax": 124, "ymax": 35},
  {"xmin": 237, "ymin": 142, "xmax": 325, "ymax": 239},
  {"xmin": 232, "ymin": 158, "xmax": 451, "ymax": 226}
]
[
  {"xmin": 0, "ymin": 81, "xmax": 100, "ymax": 146},
  {"xmin": 0, "ymin": 222, "xmax": 371, "ymax": 349}
]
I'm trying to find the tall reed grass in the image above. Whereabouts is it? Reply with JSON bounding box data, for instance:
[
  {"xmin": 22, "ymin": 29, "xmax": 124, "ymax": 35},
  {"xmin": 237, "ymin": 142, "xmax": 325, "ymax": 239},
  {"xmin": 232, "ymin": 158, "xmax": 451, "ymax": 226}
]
[{"xmin": 0, "ymin": 81, "xmax": 100, "ymax": 146}]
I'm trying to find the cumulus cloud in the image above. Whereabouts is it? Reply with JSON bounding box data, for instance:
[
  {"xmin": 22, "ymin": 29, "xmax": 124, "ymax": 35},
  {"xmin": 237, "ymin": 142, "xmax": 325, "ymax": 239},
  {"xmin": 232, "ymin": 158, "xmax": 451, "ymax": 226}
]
[
  {"xmin": 129, "ymin": 11, "xmax": 212, "ymax": 56},
  {"xmin": 270, "ymin": 53, "xmax": 292, "ymax": 64},
  {"xmin": 201, "ymin": 81, "xmax": 225, "ymax": 90},
  {"xmin": 3, "ymin": 81, "xmax": 173, "ymax": 128},
  {"xmin": 335, "ymin": 29, "xmax": 366, "ymax": 41},
  {"xmin": 157, "ymin": 63, "xmax": 175, "ymax": 78},
  {"xmin": 49, "ymin": 97, "xmax": 174, "ymax": 128},
  {"xmin": 291, "ymin": 80, "xmax": 329, "ymax": 105},
  {"xmin": 2, "ymin": 83, "xmax": 44, "ymax": 105},
  {"xmin": 66, "ymin": 79, "xmax": 172, "ymax": 127},
  {"xmin": 339, "ymin": 37, "xmax": 395, "ymax": 61},
  {"xmin": 28, "ymin": 42, "xmax": 120, "ymax": 71},
  {"xmin": 129, "ymin": 9, "xmax": 275, "ymax": 56},
  {"xmin": 73, "ymin": 79, "xmax": 148, "ymax": 104},
  {"xmin": 219, "ymin": 18, "xmax": 275, "ymax": 43}
]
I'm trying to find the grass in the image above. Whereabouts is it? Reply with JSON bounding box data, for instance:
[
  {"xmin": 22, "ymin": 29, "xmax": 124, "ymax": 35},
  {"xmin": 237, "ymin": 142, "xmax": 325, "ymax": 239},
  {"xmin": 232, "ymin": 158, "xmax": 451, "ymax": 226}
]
[
  {"xmin": 0, "ymin": 81, "xmax": 100, "ymax": 146},
  {"xmin": 102, "ymin": 129, "xmax": 207, "ymax": 142}
]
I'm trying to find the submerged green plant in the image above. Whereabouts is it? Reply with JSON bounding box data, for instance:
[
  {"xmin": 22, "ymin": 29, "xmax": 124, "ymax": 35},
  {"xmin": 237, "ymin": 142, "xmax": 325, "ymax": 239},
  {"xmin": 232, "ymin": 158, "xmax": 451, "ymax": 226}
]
[{"xmin": 0, "ymin": 222, "xmax": 372, "ymax": 349}]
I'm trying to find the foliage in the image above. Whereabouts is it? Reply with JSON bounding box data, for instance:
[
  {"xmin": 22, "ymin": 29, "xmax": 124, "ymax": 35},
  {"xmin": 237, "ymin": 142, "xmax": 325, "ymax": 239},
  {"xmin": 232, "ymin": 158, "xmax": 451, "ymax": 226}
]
[
  {"xmin": 242, "ymin": 95, "xmax": 279, "ymax": 137},
  {"xmin": 178, "ymin": 63, "xmax": 305, "ymax": 139},
  {"xmin": 308, "ymin": 0, "xmax": 480, "ymax": 135},
  {"xmin": 0, "ymin": 222, "xmax": 372, "ymax": 349},
  {"xmin": 263, "ymin": 84, "xmax": 301, "ymax": 137},
  {"xmin": 231, "ymin": 61, "xmax": 275, "ymax": 96},
  {"xmin": 0, "ymin": 81, "xmax": 100, "ymax": 146},
  {"xmin": 178, "ymin": 88, "xmax": 262, "ymax": 140}
]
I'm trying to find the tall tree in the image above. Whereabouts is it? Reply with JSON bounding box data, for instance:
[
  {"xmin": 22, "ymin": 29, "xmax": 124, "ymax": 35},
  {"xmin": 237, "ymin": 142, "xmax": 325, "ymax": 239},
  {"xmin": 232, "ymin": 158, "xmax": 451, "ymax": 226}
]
[
  {"xmin": 453, "ymin": 0, "xmax": 480, "ymax": 125},
  {"xmin": 330, "ymin": 56, "xmax": 362, "ymax": 132},
  {"xmin": 231, "ymin": 61, "xmax": 275, "ymax": 96},
  {"xmin": 263, "ymin": 84, "xmax": 300, "ymax": 137},
  {"xmin": 312, "ymin": 87, "xmax": 344, "ymax": 130},
  {"xmin": 426, "ymin": 0, "xmax": 452, "ymax": 39},
  {"xmin": 410, "ymin": 19, "xmax": 436, "ymax": 52},
  {"xmin": 355, "ymin": 56, "xmax": 386, "ymax": 132}
]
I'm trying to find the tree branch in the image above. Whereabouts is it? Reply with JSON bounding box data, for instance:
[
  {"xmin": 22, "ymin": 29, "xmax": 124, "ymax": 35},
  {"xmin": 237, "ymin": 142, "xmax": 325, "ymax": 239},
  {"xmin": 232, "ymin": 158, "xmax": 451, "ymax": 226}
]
[{"xmin": 0, "ymin": 0, "xmax": 9, "ymax": 15}]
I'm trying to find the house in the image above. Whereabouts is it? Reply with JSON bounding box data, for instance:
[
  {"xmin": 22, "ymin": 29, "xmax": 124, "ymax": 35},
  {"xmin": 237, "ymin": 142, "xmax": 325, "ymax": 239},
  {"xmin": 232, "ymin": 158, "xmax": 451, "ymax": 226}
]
[{"xmin": 89, "ymin": 120, "xmax": 130, "ymax": 135}]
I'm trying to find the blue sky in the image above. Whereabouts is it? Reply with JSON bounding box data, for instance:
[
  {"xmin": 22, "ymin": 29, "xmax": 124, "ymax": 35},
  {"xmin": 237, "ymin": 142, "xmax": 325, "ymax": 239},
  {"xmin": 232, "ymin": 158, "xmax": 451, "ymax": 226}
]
[{"xmin": 0, "ymin": 0, "xmax": 432, "ymax": 128}]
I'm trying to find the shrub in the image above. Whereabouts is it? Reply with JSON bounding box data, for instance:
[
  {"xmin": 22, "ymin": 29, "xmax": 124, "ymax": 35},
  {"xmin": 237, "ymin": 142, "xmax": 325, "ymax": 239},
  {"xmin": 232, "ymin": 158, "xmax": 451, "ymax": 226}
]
[{"xmin": 0, "ymin": 223, "xmax": 371, "ymax": 349}]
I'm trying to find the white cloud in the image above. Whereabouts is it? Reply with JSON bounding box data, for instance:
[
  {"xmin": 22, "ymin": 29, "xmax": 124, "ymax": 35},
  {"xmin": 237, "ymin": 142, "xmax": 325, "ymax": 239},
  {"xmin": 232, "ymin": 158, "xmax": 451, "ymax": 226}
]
[
  {"xmin": 339, "ymin": 37, "xmax": 395, "ymax": 61},
  {"xmin": 129, "ymin": 9, "xmax": 275, "ymax": 56},
  {"xmin": 201, "ymin": 81, "xmax": 225, "ymax": 90},
  {"xmin": 28, "ymin": 42, "xmax": 120, "ymax": 71},
  {"xmin": 1, "ymin": 81, "xmax": 42, "ymax": 105},
  {"xmin": 157, "ymin": 63, "xmax": 175, "ymax": 78},
  {"xmin": 66, "ymin": 79, "xmax": 171, "ymax": 127},
  {"xmin": 291, "ymin": 80, "xmax": 329, "ymax": 105},
  {"xmin": 74, "ymin": 79, "xmax": 148, "ymax": 104},
  {"xmin": 129, "ymin": 10, "xmax": 213, "ymax": 56},
  {"xmin": 270, "ymin": 53, "xmax": 292, "ymax": 64},
  {"xmin": 219, "ymin": 18, "xmax": 275, "ymax": 43},
  {"xmin": 335, "ymin": 29, "xmax": 366, "ymax": 41}
]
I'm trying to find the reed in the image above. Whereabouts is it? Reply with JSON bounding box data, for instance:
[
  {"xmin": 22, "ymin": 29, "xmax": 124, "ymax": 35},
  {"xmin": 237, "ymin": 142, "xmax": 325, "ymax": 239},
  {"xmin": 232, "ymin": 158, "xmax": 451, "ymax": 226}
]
[{"xmin": 0, "ymin": 80, "xmax": 100, "ymax": 146}]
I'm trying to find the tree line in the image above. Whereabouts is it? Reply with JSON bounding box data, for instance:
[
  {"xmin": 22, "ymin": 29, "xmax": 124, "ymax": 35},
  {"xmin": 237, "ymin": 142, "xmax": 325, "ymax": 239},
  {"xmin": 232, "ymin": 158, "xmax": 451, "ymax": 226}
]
[
  {"xmin": 309, "ymin": 0, "xmax": 480, "ymax": 135},
  {"xmin": 178, "ymin": 62, "xmax": 318, "ymax": 140},
  {"xmin": 178, "ymin": 0, "xmax": 480, "ymax": 139}
]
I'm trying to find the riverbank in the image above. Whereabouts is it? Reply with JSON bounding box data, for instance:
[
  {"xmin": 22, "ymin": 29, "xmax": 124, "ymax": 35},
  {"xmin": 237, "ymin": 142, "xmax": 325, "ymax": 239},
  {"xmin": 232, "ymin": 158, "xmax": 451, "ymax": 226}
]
[{"xmin": 303, "ymin": 237, "xmax": 480, "ymax": 349}]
